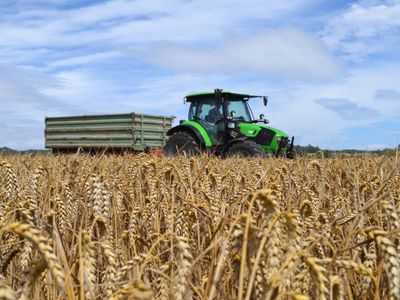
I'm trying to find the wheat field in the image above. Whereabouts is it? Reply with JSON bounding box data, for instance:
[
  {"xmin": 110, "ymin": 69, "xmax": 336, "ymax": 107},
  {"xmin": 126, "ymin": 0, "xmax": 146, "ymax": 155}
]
[{"xmin": 0, "ymin": 154, "xmax": 399, "ymax": 300}]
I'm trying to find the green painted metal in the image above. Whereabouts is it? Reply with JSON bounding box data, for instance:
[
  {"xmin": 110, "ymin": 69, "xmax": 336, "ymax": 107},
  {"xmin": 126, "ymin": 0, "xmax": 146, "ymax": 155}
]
[
  {"xmin": 180, "ymin": 89, "xmax": 291, "ymax": 156},
  {"xmin": 238, "ymin": 123, "xmax": 262, "ymax": 137},
  {"xmin": 238, "ymin": 123, "xmax": 289, "ymax": 153},
  {"xmin": 185, "ymin": 90, "xmax": 232, "ymax": 98},
  {"xmin": 184, "ymin": 90, "xmax": 257, "ymax": 103},
  {"xmin": 45, "ymin": 113, "xmax": 175, "ymax": 151},
  {"xmin": 181, "ymin": 121, "xmax": 213, "ymax": 148}
]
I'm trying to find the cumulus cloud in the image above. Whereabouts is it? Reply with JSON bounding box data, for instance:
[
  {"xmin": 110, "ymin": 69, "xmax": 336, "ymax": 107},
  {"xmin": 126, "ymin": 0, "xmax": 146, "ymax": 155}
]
[
  {"xmin": 0, "ymin": 64, "xmax": 63, "ymax": 114},
  {"xmin": 323, "ymin": 0, "xmax": 400, "ymax": 59},
  {"xmin": 0, "ymin": 64, "xmax": 80, "ymax": 149},
  {"xmin": 0, "ymin": 0, "xmax": 316, "ymax": 49},
  {"xmin": 315, "ymin": 98, "xmax": 378, "ymax": 120},
  {"xmin": 130, "ymin": 29, "xmax": 343, "ymax": 80}
]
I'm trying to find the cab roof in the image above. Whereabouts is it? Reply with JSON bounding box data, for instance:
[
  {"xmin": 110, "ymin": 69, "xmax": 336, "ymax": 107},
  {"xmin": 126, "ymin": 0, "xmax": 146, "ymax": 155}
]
[{"xmin": 185, "ymin": 90, "xmax": 252, "ymax": 102}]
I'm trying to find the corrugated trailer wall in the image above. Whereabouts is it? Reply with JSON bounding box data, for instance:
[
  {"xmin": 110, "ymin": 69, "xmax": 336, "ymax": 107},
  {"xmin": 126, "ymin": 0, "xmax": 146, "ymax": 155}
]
[{"xmin": 45, "ymin": 113, "xmax": 175, "ymax": 151}]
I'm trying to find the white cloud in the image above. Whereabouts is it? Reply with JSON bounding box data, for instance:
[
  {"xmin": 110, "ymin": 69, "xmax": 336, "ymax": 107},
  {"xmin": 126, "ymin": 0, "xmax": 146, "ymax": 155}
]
[
  {"xmin": 0, "ymin": 0, "xmax": 326, "ymax": 72},
  {"xmin": 41, "ymin": 70, "xmax": 231, "ymax": 114},
  {"xmin": 0, "ymin": 0, "xmax": 316, "ymax": 48},
  {"xmin": 264, "ymin": 62, "xmax": 400, "ymax": 147},
  {"xmin": 315, "ymin": 98, "xmax": 377, "ymax": 120},
  {"xmin": 130, "ymin": 28, "xmax": 343, "ymax": 80},
  {"xmin": 374, "ymin": 89, "xmax": 400, "ymax": 101},
  {"xmin": 0, "ymin": 64, "xmax": 78, "ymax": 149},
  {"xmin": 323, "ymin": 0, "xmax": 400, "ymax": 58},
  {"xmin": 49, "ymin": 51, "xmax": 122, "ymax": 67}
]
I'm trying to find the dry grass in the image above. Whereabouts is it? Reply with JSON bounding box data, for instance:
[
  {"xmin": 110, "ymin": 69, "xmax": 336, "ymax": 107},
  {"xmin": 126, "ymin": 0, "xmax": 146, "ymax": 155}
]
[{"xmin": 0, "ymin": 154, "xmax": 399, "ymax": 300}]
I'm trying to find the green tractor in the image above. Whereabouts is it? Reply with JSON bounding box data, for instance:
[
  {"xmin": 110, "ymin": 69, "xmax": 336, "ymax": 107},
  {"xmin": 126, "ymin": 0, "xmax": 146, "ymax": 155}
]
[{"xmin": 164, "ymin": 89, "xmax": 295, "ymax": 158}]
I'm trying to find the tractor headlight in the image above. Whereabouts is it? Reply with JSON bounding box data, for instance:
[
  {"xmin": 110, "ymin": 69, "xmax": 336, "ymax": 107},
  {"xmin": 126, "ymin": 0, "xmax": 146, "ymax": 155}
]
[{"xmin": 228, "ymin": 122, "xmax": 235, "ymax": 129}]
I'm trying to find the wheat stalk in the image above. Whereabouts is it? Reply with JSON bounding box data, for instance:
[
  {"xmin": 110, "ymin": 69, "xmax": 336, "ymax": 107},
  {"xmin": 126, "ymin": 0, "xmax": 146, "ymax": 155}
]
[
  {"xmin": 0, "ymin": 222, "xmax": 65, "ymax": 289},
  {"xmin": 173, "ymin": 236, "xmax": 193, "ymax": 300}
]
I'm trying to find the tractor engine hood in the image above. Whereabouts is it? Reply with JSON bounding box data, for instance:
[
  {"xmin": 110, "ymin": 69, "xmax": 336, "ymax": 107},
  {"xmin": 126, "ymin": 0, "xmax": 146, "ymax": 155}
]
[
  {"xmin": 238, "ymin": 123, "xmax": 288, "ymax": 139},
  {"xmin": 238, "ymin": 123, "xmax": 289, "ymax": 150}
]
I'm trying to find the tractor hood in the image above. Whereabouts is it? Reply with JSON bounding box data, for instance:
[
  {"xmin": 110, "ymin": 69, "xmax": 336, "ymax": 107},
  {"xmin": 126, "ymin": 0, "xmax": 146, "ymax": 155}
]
[
  {"xmin": 238, "ymin": 122, "xmax": 290, "ymax": 152},
  {"xmin": 238, "ymin": 123, "xmax": 289, "ymax": 138},
  {"xmin": 259, "ymin": 125, "xmax": 289, "ymax": 138}
]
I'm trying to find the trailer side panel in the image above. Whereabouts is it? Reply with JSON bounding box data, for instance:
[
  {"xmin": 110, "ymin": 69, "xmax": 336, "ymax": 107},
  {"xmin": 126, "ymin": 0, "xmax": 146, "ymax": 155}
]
[{"xmin": 45, "ymin": 113, "xmax": 174, "ymax": 151}]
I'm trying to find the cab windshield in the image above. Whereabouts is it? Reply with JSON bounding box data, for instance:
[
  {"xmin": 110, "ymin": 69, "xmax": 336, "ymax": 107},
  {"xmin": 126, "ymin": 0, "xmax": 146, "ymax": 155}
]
[{"xmin": 224, "ymin": 100, "xmax": 253, "ymax": 122}]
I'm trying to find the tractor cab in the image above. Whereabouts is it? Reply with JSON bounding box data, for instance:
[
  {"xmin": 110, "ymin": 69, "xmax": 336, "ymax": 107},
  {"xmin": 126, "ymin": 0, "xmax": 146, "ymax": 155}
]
[
  {"xmin": 165, "ymin": 89, "xmax": 295, "ymax": 157},
  {"xmin": 186, "ymin": 91, "xmax": 258, "ymax": 144}
]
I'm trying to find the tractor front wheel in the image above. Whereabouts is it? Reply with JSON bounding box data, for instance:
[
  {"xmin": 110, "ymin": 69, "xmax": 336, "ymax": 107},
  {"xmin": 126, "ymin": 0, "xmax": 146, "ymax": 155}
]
[
  {"xmin": 225, "ymin": 140, "xmax": 266, "ymax": 157},
  {"xmin": 164, "ymin": 131, "xmax": 201, "ymax": 157}
]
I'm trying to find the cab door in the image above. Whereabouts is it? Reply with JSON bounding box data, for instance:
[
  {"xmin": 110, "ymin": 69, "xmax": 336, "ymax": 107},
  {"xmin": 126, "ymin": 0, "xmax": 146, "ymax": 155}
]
[{"xmin": 195, "ymin": 98, "xmax": 225, "ymax": 145}]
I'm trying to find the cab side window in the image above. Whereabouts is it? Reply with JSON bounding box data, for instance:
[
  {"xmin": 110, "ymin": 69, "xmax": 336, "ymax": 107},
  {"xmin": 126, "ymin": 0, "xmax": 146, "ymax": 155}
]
[
  {"xmin": 198, "ymin": 101, "xmax": 214, "ymax": 122},
  {"xmin": 188, "ymin": 102, "xmax": 198, "ymax": 120},
  {"xmin": 198, "ymin": 99, "xmax": 222, "ymax": 123}
]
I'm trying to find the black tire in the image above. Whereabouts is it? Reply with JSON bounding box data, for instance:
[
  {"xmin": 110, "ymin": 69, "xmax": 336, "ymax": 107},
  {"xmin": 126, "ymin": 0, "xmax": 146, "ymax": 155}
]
[
  {"xmin": 287, "ymin": 146, "xmax": 301, "ymax": 159},
  {"xmin": 225, "ymin": 140, "xmax": 266, "ymax": 158},
  {"xmin": 164, "ymin": 131, "xmax": 201, "ymax": 157}
]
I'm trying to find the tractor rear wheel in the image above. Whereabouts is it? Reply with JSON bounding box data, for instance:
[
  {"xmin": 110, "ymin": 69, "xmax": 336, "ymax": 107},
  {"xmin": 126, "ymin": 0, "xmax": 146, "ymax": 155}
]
[
  {"xmin": 164, "ymin": 131, "xmax": 201, "ymax": 157},
  {"xmin": 225, "ymin": 140, "xmax": 266, "ymax": 157}
]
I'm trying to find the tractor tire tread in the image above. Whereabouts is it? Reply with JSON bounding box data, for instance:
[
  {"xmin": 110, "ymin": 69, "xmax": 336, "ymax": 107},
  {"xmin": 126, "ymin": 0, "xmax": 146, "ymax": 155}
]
[
  {"xmin": 164, "ymin": 131, "xmax": 201, "ymax": 157},
  {"xmin": 225, "ymin": 140, "xmax": 266, "ymax": 157}
]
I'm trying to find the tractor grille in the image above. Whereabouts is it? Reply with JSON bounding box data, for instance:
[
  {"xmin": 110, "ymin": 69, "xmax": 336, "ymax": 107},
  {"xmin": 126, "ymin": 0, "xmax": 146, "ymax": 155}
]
[{"xmin": 255, "ymin": 128, "xmax": 275, "ymax": 145}]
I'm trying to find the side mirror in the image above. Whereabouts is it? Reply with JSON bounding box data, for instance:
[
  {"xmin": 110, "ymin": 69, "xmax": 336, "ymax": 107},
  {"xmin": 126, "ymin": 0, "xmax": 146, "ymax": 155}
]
[
  {"xmin": 230, "ymin": 110, "xmax": 236, "ymax": 117},
  {"xmin": 263, "ymin": 96, "xmax": 268, "ymax": 107},
  {"xmin": 259, "ymin": 114, "xmax": 265, "ymax": 120}
]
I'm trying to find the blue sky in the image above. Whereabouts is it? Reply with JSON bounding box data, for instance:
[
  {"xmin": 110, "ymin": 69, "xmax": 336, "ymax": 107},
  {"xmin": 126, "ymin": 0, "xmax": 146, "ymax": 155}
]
[{"xmin": 1, "ymin": 0, "xmax": 400, "ymax": 150}]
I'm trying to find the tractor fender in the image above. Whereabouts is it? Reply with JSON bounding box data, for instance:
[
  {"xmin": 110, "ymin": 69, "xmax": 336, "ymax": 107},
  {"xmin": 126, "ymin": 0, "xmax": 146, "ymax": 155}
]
[
  {"xmin": 222, "ymin": 137, "xmax": 250, "ymax": 154},
  {"xmin": 167, "ymin": 125, "xmax": 206, "ymax": 147}
]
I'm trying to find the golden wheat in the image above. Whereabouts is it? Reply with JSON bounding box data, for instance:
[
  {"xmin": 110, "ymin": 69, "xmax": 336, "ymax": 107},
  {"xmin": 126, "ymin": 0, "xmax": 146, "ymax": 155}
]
[{"xmin": 0, "ymin": 154, "xmax": 399, "ymax": 299}]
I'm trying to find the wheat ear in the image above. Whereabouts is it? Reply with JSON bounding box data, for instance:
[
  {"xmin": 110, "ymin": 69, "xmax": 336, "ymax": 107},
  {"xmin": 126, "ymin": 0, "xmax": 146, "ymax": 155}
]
[
  {"xmin": 100, "ymin": 237, "xmax": 117, "ymax": 298},
  {"xmin": 78, "ymin": 230, "xmax": 96, "ymax": 300},
  {"xmin": 0, "ymin": 222, "xmax": 65, "ymax": 289},
  {"xmin": 17, "ymin": 259, "xmax": 46, "ymax": 300},
  {"xmin": 367, "ymin": 229, "xmax": 400, "ymax": 300},
  {"xmin": 174, "ymin": 236, "xmax": 193, "ymax": 300},
  {"xmin": 303, "ymin": 254, "xmax": 328, "ymax": 300},
  {"xmin": 109, "ymin": 280, "xmax": 152, "ymax": 300},
  {"xmin": 0, "ymin": 276, "xmax": 17, "ymax": 300},
  {"xmin": 359, "ymin": 242, "xmax": 376, "ymax": 297}
]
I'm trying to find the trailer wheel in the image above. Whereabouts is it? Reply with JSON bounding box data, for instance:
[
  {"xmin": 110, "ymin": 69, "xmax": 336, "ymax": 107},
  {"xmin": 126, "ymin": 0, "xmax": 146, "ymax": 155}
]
[
  {"xmin": 164, "ymin": 131, "xmax": 201, "ymax": 157},
  {"xmin": 225, "ymin": 140, "xmax": 266, "ymax": 157}
]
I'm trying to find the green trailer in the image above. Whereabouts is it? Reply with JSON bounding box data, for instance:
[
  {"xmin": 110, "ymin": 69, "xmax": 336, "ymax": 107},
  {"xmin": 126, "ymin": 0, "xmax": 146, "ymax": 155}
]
[{"xmin": 45, "ymin": 113, "xmax": 175, "ymax": 153}]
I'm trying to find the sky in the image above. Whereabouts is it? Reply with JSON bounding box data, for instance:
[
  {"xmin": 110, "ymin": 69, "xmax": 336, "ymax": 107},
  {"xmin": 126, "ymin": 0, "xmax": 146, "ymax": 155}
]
[{"xmin": 1, "ymin": 0, "xmax": 400, "ymax": 150}]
